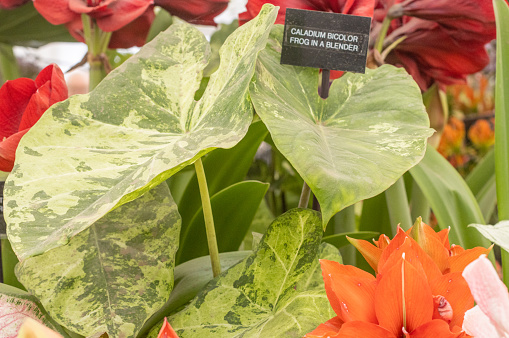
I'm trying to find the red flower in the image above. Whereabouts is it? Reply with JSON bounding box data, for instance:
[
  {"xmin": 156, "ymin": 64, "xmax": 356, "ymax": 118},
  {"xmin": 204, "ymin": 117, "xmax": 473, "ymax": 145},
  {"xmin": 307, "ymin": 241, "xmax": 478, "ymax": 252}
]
[
  {"xmin": 239, "ymin": 0, "xmax": 375, "ymax": 26},
  {"xmin": 0, "ymin": 0, "xmax": 28, "ymax": 9},
  {"xmin": 0, "ymin": 64, "xmax": 68, "ymax": 172},
  {"xmin": 155, "ymin": 0, "xmax": 229, "ymax": 26},
  {"xmin": 374, "ymin": 0, "xmax": 496, "ymax": 90},
  {"xmin": 33, "ymin": 0, "xmax": 154, "ymax": 48},
  {"xmin": 157, "ymin": 318, "xmax": 179, "ymax": 338}
]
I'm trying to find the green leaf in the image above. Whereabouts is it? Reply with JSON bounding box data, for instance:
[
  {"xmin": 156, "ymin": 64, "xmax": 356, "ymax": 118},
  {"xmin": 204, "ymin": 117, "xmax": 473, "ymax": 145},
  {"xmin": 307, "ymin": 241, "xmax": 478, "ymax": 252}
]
[
  {"xmin": 15, "ymin": 183, "xmax": 181, "ymax": 337},
  {"xmin": 203, "ymin": 20, "xmax": 239, "ymax": 77},
  {"xmin": 323, "ymin": 231, "xmax": 380, "ymax": 249},
  {"xmin": 177, "ymin": 180, "xmax": 269, "ymax": 264},
  {"xmin": 409, "ymin": 147, "xmax": 489, "ymax": 248},
  {"xmin": 470, "ymin": 221, "xmax": 509, "ymax": 251},
  {"xmin": 4, "ymin": 4, "xmax": 278, "ymax": 260},
  {"xmin": 250, "ymin": 26, "xmax": 434, "ymax": 227},
  {"xmin": 0, "ymin": 283, "xmax": 68, "ymax": 338},
  {"xmin": 138, "ymin": 251, "xmax": 251, "ymax": 337},
  {"xmin": 176, "ymin": 120, "xmax": 268, "ymax": 244},
  {"xmin": 0, "ymin": 2, "xmax": 73, "ymax": 46},
  {"xmin": 150, "ymin": 209, "xmax": 335, "ymax": 337},
  {"xmin": 466, "ymin": 149, "xmax": 497, "ymax": 221},
  {"xmin": 146, "ymin": 8, "xmax": 173, "ymax": 43}
]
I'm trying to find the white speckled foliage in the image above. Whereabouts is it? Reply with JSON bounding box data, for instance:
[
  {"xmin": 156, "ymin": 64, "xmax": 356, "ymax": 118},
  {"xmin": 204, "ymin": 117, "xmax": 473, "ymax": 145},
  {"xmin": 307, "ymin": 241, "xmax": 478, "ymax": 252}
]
[
  {"xmin": 4, "ymin": 4, "xmax": 278, "ymax": 260},
  {"xmin": 250, "ymin": 26, "xmax": 434, "ymax": 227}
]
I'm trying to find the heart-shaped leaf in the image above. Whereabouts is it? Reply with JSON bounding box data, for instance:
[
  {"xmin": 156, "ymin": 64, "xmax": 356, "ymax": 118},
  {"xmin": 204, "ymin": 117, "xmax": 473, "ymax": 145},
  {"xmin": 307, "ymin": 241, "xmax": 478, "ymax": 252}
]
[
  {"xmin": 250, "ymin": 26, "xmax": 434, "ymax": 227},
  {"xmin": 15, "ymin": 183, "xmax": 181, "ymax": 337},
  {"xmin": 470, "ymin": 221, "xmax": 509, "ymax": 252},
  {"xmin": 148, "ymin": 208, "xmax": 338, "ymax": 337},
  {"xmin": 0, "ymin": 283, "xmax": 67, "ymax": 338},
  {"xmin": 4, "ymin": 4, "xmax": 278, "ymax": 260}
]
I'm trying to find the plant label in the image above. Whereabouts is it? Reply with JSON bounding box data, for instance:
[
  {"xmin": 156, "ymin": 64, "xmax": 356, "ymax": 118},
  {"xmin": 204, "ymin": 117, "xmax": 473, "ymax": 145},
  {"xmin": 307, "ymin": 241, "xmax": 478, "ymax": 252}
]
[{"xmin": 281, "ymin": 8, "xmax": 371, "ymax": 73}]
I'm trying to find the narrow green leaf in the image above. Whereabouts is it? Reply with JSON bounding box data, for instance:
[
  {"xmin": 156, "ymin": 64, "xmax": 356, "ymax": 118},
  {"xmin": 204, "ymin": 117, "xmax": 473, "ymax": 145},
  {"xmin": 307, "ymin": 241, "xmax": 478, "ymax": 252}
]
[
  {"xmin": 5, "ymin": 4, "xmax": 278, "ymax": 260},
  {"xmin": 466, "ymin": 149, "xmax": 497, "ymax": 221},
  {"xmin": 0, "ymin": 283, "xmax": 68, "ymax": 338},
  {"xmin": 409, "ymin": 147, "xmax": 489, "ymax": 248},
  {"xmin": 16, "ymin": 184, "xmax": 181, "ymax": 337},
  {"xmin": 0, "ymin": 2, "xmax": 73, "ymax": 46},
  {"xmin": 151, "ymin": 209, "xmax": 335, "ymax": 337},
  {"xmin": 470, "ymin": 221, "xmax": 509, "ymax": 252},
  {"xmin": 323, "ymin": 231, "xmax": 380, "ymax": 249},
  {"xmin": 250, "ymin": 26, "xmax": 433, "ymax": 227},
  {"xmin": 177, "ymin": 181, "xmax": 269, "ymax": 264}
]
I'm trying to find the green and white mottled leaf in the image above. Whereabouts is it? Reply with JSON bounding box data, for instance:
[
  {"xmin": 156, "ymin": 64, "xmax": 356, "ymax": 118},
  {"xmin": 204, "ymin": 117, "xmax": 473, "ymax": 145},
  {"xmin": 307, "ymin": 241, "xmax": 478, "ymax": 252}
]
[
  {"xmin": 250, "ymin": 26, "xmax": 434, "ymax": 227},
  {"xmin": 15, "ymin": 183, "xmax": 181, "ymax": 338},
  {"xmin": 147, "ymin": 208, "xmax": 335, "ymax": 338},
  {"xmin": 4, "ymin": 4, "xmax": 277, "ymax": 260},
  {"xmin": 470, "ymin": 221, "xmax": 509, "ymax": 252},
  {"xmin": 0, "ymin": 283, "xmax": 67, "ymax": 338}
]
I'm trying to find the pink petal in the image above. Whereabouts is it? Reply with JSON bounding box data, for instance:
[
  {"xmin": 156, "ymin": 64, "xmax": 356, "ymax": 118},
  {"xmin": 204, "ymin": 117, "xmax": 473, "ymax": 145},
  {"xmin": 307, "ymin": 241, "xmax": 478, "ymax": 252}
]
[
  {"xmin": 462, "ymin": 255, "xmax": 509, "ymax": 335},
  {"xmin": 462, "ymin": 306, "xmax": 501, "ymax": 338}
]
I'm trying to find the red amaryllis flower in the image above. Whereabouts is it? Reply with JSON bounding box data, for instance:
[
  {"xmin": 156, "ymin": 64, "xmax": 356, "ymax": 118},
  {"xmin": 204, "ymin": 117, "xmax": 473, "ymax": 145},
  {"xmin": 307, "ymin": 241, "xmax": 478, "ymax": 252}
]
[
  {"xmin": 0, "ymin": 64, "xmax": 68, "ymax": 172},
  {"xmin": 154, "ymin": 0, "xmax": 229, "ymax": 26},
  {"xmin": 239, "ymin": 0, "xmax": 375, "ymax": 26},
  {"xmin": 373, "ymin": 0, "xmax": 496, "ymax": 90},
  {"xmin": 33, "ymin": 0, "xmax": 154, "ymax": 48},
  {"xmin": 157, "ymin": 317, "xmax": 179, "ymax": 338},
  {"xmin": 305, "ymin": 219, "xmax": 487, "ymax": 337},
  {"xmin": 0, "ymin": 0, "xmax": 28, "ymax": 9}
]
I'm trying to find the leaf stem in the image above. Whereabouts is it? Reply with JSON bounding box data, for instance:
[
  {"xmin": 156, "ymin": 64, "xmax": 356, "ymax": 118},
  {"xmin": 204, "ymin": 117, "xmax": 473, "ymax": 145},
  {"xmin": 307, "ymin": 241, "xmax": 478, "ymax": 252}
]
[
  {"xmin": 194, "ymin": 158, "xmax": 221, "ymax": 277},
  {"xmin": 375, "ymin": 16, "xmax": 392, "ymax": 53},
  {"xmin": 298, "ymin": 183, "xmax": 311, "ymax": 208},
  {"xmin": 410, "ymin": 179, "xmax": 429, "ymax": 224},
  {"xmin": 0, "ymin": 43, "xmax": 20, "ymax": 81},
  {"xmin": 81, "ymin": 14, "xmax": 112, "ymax": 91}
]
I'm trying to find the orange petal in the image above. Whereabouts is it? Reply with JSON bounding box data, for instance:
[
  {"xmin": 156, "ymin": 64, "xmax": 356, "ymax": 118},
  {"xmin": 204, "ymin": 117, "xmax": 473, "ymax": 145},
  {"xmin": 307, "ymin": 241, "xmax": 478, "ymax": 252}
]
[
  {"xmin": 409, "ymin": 218, "xmax": 450, "ymax": 273},
  {"xmin": 157, "ymin": 317, "xmax": 179, "ymax": 338},
  {"xmin": 347, "ymin": 236, "xmax": 382, "ymax": 273},
  {"xmin": 430, "ymin": 272, "xmax": 474, "ymax": 329},
  {"xmin": 336, "ymin": 321, "xmax": 397, "ymax": 337},
  {"xmin": 449, "ymin": 246, "xmax": 492, "ymax": 272},
  {"xmin": 304, "ymin": 316, "xmax": 343, "ymax": 338},
  {"xmin": 378, "ymin": 228, "xmax": 409, "ymax": 273},
  {"xmin": 375, "ymin": 256, "xmax": 434, "ymax": 336},
  {"xmin": 374, "ymin": 234, "xmax": 391, "ymax": 250},
  {"xmin": 320, "ymin": 260, "xmax": 377, "ymax": 323},
  {"xmin": 437, "ymin": 228, "xmax": 451, "ymax": 249},
  {"xmin": 408, "ymin": 319, "xmax": 472, "ymax": 337}
]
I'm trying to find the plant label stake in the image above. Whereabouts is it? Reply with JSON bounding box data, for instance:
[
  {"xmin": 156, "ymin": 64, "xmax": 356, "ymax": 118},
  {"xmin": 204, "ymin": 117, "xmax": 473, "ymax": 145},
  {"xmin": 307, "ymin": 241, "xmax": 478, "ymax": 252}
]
[{"xmin": 282, "ymin": 8, "xmax": 371, "ymax": 209}]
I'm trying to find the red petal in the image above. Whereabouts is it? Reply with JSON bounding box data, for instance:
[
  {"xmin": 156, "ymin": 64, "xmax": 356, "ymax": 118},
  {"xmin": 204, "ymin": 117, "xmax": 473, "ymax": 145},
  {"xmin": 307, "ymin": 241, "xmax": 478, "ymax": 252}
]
[
  {"xmin": 156, "ymin": 0, "xmax": 229, "ymax": 26},
  {"xmin": 304, "ymin": 316, "xmax": 343, "ymax": 338},
  {"xmin": 35, "ymin": 64, "xmax": 68, "ymax": 106},
  {"xmin": 320, "ymin": 260, "xmax": 377, "ymax": 323},
  {"xmin": 0, "ymin": 78, "xmax": 36, "ymax": 139},
  {"xmin": 375, "ymin": 256, "xmax": 433, "ymax": 336},
  {"xmin": 157, "ymin": 318, "xmax": 179, "ymax": 338},
  {"xmin": 449, "ymin": 246, "xmax": 492, "ymax": 273},
  {"xmin": 430, "ymin": 272, "xmax": 474, "ymax": 329},
  {"xmin": 0, "ymin": 0, "xmax": 29, "ymax": 9},
  {"xmin": 108, "ymin": 6, "xmax": 155, "ymax": 48},
  {"xmin": 0, "ymin": 129, "xmax": 28, "ymax": 172},
  {"xmin": 409, "ymin": 319, "xmax": 472, "ymax": 337},
  {"xmin": 337, "ymin": 321, "xmax": 396, "ymax": 337},
  {"xmin": 33, "ymin": 0, "xmax": 78, "ymax": 25},
  {"xmin": 95, "ymin": 0, "xmax": 153, "ymax": 32}
]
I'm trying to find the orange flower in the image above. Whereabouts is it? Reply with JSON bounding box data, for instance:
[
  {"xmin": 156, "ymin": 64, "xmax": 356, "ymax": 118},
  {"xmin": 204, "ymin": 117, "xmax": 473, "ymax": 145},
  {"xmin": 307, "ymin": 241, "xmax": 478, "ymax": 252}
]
[
  {"xmin": 438, "ymin": 117, "xmax": 465, "ymax": 158},
  {"xmin": 468, "ymin": 119, "xmax": 494, "ymax": 153},
  {"xmin": 305, "ymin": 219, "xmax": 491, "ymax": 337}
]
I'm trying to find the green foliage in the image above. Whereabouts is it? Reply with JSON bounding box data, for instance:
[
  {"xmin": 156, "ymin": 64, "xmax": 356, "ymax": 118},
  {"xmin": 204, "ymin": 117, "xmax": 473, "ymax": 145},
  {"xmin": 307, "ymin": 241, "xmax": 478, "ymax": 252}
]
[
  {"xmin": 250, "ymin": 25, "xmax": 434, "ymax": 227},
  {"xmin": 470, "ymin": 221, "xmax": 509, "ymax": 252},
  {"xmin": 4, "ymin": 5, "xmax": 278, "ymax": 260},
  {"xmin": 147, "ymin": 209, "xmax": 339, "ymax": 337},
  {"xmin": 16, "ymin": 184, "xmax": 180, "ymax": 337}
]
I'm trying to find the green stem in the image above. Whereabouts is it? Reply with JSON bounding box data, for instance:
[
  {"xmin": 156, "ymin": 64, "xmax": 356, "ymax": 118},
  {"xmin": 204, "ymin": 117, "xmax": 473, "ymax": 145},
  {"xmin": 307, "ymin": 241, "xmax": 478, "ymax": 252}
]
[
  {"xmin": 410, "ymin": 179, "xmax": 430, "ymax": 224},
  {"xmin": 81, "ymin": 14, "xmax": 112, "ymax": 91},
  {"xmin": 1, "ymin": 239, "xmax": 24, "ymax": 290},
  {"xmin": 194, "ymin": 158, "xmax": 221, "ymax": 277},
  {"xmin": 385, "ymin": 177, "xmax": 412, "ymax": 232},
  {"xmin": 375, "ymin": 16, "xmax": 392, "ymax": 53},
  {"xmin": 0, "ymin": 43, "xmax": 20, "ymax": 81},
  {"xmin": 298, "ymin": 183, "xmax": 311, "ymax": 208}
]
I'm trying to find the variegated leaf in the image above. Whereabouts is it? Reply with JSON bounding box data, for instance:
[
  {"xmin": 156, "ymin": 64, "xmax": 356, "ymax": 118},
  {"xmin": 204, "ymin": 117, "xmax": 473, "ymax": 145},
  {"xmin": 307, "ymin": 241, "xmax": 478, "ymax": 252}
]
[
  {"xmin": 4, "ymin": 4, "xmax": 278, "ymax": 260},
  {"xmin": 15, "ymin": 183, "xmax": 181, "ymax": 338},
  {"xmin": 147, "ymin": 209, "xmax": 339, "ymax": 338},
  {"xmin": 250, "ymin": 25, "xmax": 434, "ymax": 227},
  {"xmin": 0, "ymin": 283, "xmax": 66, "ymax": 338}
]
